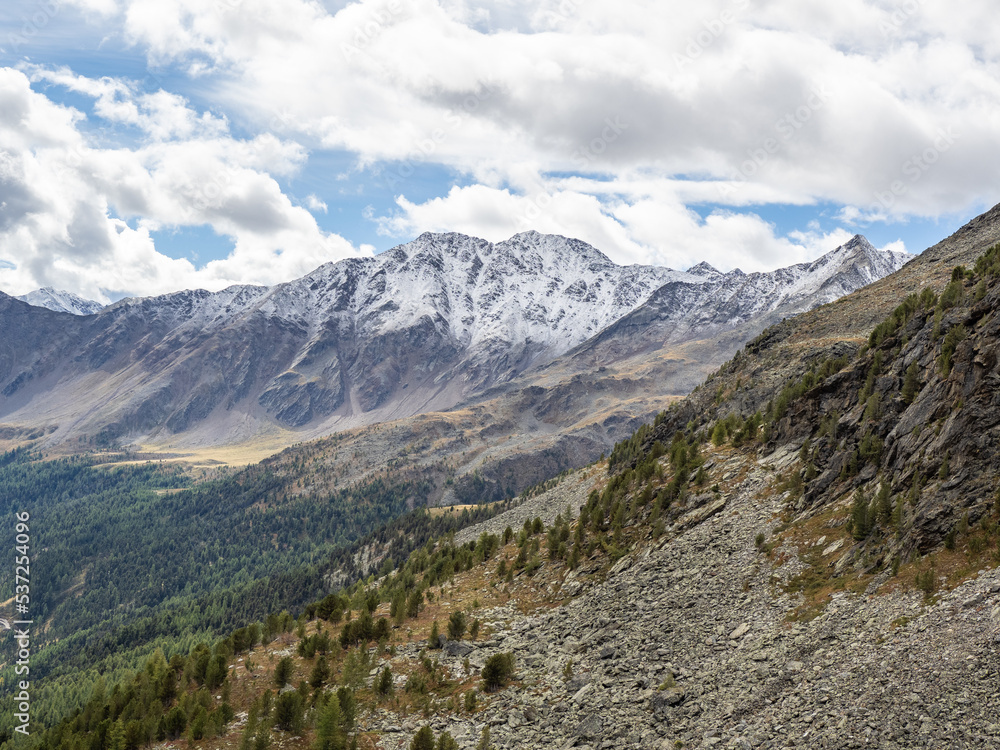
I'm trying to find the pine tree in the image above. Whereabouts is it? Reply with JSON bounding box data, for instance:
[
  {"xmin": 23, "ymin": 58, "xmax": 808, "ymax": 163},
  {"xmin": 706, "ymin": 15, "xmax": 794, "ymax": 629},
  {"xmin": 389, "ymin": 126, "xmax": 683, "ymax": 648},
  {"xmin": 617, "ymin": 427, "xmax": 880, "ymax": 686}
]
[
  {"xmin": 336, "ymin": 687, "xmax": 356, "ymax": 728},
  {"xmin": 376, "ymin": 667, "xmax": 394, "ymax": 697},
  {"xmin": 429, "ymin": 620, "xmax": 441, "ymax": 649},
  {"xmin": 240, "ymin": 705, "xmax": 260, "ymax": 750},
  {"xmin": 875, "ymin": 483, "xmax": 892, "ymax": 526},
  {"xmin": 274, "ymin": 656, "xmax": 294, "ymax": 687},
  {"xmin": 850, "ymin": 490, "xmax": 872, "ymax": 540},
  {"xmin": 902, "ymin": 361, "xmax": 921, "ymax": 404},
  {"xmin": 447, "ymin": 611, "xmax": 466, "ymax": 640},
  {"xmin": 481, "ymin": 653, "xmax": 515, "ymax": 692},
  {"xmin": 188, "ymin": 706, "xmax": 209, "ymax": 741},
  {"xmin": 310, "ymin": 656, "xmax": 330, "ymax": 689},
  {"xmin": 410, "ymin": 726, "xmax": 435, "ymax": 750},
  {"xmin": 107, "ymin": 719, "xmax": 125, "ymax": 750},
  {"xmin": 313, "ymin": 696, "xmax": 345, "ymax": 750},
  {"xmin": 274, "ymin": 691, "xmax": 304, "ymax": 733}
]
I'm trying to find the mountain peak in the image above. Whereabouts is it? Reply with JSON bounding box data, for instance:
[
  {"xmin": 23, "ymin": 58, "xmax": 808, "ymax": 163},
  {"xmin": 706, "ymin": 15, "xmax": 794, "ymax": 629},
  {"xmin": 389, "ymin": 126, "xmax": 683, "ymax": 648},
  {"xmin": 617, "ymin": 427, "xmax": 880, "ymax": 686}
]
[
  {"xmin": 16, "ymin": 287, "xmax": 104, "ymax": 315},
  {"xmin": 844, "ymin": 233, "xmax": 874, "ymax": 250},
  {"xmin": 687, "ymin": 261, "xmax": 721, "ymax": 278},
  {"xmin": 836, "ymin": 234, "xmax": 910, "ymax": 267}
]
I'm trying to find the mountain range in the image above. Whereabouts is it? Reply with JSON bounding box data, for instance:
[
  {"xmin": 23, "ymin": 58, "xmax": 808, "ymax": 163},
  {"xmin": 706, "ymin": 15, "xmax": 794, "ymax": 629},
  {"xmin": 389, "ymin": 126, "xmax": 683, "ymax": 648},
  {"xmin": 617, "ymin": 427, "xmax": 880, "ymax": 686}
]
[{"xmin": 0, "ymin": 232, "xmax": 905, "ymax": 470}]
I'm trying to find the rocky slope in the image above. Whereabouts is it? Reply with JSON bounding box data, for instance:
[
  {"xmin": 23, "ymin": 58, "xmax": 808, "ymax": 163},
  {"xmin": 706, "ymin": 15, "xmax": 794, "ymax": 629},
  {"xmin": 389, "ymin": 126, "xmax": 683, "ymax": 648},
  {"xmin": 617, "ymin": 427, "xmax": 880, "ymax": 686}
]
[
  {"xmin": 318, "ymin": 212, "xmax": 1000, "ymax": 747},
  {"xmin": 636, "ymin": 204, "xmax": 1000, "ymax": 563},
  {"xmin": 102, "ymin": 435, "xmax": 996, "ymax": 750},
  {"xmin": 353, "ymin": 446, "xmax": 1000, "ymax": 750},
  {"xmin": 332, "ymin": 208, "xmax": 1000, "ymax": 749}
]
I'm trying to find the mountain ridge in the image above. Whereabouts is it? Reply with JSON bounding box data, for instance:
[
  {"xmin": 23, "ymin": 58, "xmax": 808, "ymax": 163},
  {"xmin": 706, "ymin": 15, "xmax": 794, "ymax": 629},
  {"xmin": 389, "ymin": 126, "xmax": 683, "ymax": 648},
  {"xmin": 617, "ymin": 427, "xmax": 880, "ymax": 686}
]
[
  {"xmin": 14, "ymin": 287, "xmax": 105, "ymax": 316},
  {"xmin": 0, "ymin": 231, "xmax": 905, "ymax": 456}
]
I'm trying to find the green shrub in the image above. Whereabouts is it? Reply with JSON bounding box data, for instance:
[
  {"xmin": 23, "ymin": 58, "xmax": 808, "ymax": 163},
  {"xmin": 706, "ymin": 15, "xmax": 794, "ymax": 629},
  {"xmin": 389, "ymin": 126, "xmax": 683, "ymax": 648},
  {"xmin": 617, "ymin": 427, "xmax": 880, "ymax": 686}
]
[
  {"xmin": 448, "ymin": 611, "xmax": 466, "ymax": 640},
  {"xmin": 410, "ymin": 726, "xmax": 435, "ymax": 750},
  {"xmin": 375, "ymin": 667, "xmax": 393, "ymax": 697},
  {"xmin": 481, "ymin": 652, "xmax": 516, "ymax": 692}
]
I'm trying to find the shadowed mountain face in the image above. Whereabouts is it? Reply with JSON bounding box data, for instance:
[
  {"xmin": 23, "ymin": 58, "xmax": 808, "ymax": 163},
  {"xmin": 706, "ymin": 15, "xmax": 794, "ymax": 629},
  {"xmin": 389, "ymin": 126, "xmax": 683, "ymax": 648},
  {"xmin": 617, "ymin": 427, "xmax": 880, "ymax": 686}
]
[{"xmin": 0, "ymin": 231, "xmax": 905, "ymax": 451}]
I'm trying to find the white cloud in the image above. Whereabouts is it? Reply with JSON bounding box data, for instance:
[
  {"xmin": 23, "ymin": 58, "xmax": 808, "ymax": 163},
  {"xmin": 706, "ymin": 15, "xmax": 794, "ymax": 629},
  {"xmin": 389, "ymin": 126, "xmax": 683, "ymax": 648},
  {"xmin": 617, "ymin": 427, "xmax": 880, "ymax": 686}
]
[
  {"xmin": 28, "ymin": 65, "xmax": 230, "ymax": 141},
  {"xmin": 0, "ymin": 67, "xmax": 365, "ymax": 300},
  {"xmin": 374, "ymin": 180, "xmax": 869, "ymax": 273},
  {"xmin": 8, "ymin": 0, "xmax": 999, "ymax": 297},
  {"xmin": 306, "ymin": 194, "xmax": 328, "ymax": 213},
  {"xmin": 60, "ymin": 0, "xmax": 997, "ymax": 222}
]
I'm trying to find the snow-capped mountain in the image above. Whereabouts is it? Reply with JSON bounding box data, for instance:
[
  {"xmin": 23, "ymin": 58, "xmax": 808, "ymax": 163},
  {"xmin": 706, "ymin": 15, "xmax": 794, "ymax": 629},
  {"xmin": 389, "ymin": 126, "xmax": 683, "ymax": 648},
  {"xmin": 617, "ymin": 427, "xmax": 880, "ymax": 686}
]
[
  {"xmin": 0, "ymin": 231, "xmax": 907, "ymax": 446},
  {"xmin": 569, "ymin": 235, "xmax": 910, "ymax": 362},
  {"xmin": 16, "ymin": 287, "xmax": 105, "ymax": 315}
]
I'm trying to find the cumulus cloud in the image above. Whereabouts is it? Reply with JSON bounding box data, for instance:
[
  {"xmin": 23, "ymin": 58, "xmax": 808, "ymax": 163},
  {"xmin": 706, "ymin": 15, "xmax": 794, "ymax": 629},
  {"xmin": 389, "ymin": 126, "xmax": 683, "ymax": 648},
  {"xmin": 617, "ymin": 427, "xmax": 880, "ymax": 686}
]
[
  {"xmin": 0, "ymin": 67, "xmax": 365, "ymax": 300},
  {"xmin": 306, "ymin": 194, "xmax": 328, "ymax": 213},
  {"xmin": 373, "ymin": 180, "xmax": 866, "ymax": 273},
  {"xmin": 7, "ymin": 0, "xmax": 1000, "ymax": 297},
  {"xmin": 28, "ymin": 65, "xmax": 230, "ymax": 141},
  {"xmin": 63, "ymin": 0, "xmax": 999, "ymax": 219}
]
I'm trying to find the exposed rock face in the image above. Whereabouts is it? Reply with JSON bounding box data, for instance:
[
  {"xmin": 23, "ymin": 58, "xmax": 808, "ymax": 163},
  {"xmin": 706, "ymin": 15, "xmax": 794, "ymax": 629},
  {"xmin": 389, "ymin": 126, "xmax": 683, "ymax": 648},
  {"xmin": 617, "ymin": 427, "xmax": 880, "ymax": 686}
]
[
  {"xmin": 766, "ymin": 265, "xmax": 1000, "ymax": 560},
  {"xmin": 641, "ymin": 222, "xmax": 1000, "ymax": 563},
  {"xmin": 0, "ymin": 231, "xmax": 904, "ymax": 449}
]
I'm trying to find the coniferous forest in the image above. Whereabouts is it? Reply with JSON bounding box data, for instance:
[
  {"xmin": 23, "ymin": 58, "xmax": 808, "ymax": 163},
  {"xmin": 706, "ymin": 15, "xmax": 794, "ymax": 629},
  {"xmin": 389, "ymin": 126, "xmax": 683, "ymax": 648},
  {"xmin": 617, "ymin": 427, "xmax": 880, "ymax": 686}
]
[{"xmin": 0, "ymin": 448, "xmax": 504, "ymax": 741}]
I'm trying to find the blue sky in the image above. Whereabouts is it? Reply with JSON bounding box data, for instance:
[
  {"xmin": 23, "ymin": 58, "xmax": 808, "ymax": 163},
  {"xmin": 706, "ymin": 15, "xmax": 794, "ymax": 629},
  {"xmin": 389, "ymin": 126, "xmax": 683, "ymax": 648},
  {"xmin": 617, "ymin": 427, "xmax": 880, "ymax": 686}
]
[{"xmin": 1, "ymin": 0, "xmax": 997, "ymax": 301}]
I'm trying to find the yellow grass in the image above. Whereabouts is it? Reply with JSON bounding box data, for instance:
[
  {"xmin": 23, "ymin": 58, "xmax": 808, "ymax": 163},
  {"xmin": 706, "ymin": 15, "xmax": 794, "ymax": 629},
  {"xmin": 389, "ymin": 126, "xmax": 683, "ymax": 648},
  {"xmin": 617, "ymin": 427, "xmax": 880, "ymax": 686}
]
[{"xmin": 428, "ymin": 505, "xmax": 478, "ymax": 518}]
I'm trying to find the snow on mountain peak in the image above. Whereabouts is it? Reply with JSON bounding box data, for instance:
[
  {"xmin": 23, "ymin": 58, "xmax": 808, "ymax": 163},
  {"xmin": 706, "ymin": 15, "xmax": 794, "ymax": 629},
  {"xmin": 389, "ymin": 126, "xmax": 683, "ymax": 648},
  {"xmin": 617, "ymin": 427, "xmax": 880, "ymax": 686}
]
[
  {"xmin": 16, "ymin": 287, "xmax": 105, "ymax": 315},
  {"xmin": 687, "ymin": 261, "xmax": 722, "ymax": 279}
]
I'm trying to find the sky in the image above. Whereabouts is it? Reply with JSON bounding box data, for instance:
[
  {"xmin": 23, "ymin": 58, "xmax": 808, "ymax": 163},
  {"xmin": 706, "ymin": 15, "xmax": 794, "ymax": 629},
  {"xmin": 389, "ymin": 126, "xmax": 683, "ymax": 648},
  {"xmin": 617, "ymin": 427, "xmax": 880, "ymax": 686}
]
[{"xmin": 0, "ymin": 0, "xmax": 998, "ymax": 302}]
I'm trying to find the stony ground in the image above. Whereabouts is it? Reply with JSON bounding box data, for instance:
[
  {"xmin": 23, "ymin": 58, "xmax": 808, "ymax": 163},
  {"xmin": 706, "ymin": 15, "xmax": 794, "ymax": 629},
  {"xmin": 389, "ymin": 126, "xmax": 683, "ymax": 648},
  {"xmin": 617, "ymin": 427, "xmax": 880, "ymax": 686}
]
[{"xmin": 361, "ymin": 447, "xmax": 1000, "ymax": 750}]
